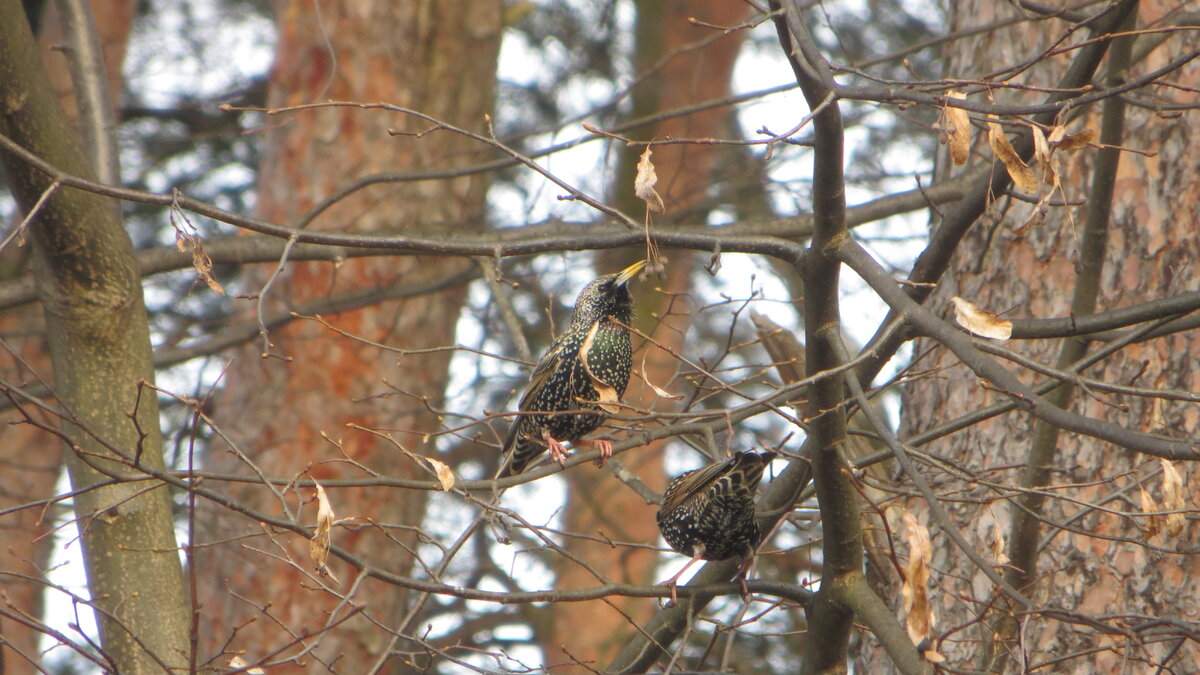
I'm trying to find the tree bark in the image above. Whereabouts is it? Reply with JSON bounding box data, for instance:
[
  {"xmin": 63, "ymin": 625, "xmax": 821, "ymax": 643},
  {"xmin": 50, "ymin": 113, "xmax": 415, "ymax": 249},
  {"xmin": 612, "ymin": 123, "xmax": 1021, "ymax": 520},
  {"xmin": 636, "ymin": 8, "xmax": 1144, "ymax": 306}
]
[
  {"xmin": 0, "ymin": 4, "xmax": 135, "ymax": 668},
  {"xmin": 0, "ymin": 0, "xmax": 189, "ymax": 671},
  {"xmin": 862, "ymin": 2, "xmax": 1200, "ymax": 672},
  {"xmin": 196, "ymin": 2, "xmax": 502, "ymax": 672}
]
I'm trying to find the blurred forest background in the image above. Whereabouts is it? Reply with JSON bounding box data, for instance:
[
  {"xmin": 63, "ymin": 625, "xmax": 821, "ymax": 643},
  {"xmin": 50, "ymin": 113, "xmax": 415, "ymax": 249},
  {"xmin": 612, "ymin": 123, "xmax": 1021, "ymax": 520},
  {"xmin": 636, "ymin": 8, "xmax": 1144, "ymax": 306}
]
[{"xmin": 1, "ymin": 0, "xmax": 1198, "ymax": 673}]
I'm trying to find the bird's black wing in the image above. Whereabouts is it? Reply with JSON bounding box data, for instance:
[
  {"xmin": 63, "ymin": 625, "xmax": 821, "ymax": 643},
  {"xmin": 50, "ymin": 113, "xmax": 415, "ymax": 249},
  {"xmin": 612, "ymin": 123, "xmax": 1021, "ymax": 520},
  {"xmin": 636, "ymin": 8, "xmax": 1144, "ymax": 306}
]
[
  {"xmin": 661, "ymin": 454, "xmax": 738, "ymax": 512},
  {"xmin": 499, "ymin": 330, "xmax": 579, "ymax": 474}
]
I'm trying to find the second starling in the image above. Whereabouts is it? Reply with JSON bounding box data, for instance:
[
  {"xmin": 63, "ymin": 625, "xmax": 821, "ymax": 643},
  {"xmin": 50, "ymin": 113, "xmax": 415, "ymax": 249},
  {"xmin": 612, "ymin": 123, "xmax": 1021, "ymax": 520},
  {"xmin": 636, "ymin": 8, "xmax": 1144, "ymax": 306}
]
[
  {"xmin": 656, "ymin": 450, "xmax": 776, "ymax": 601},
  {"xmin": 499, "ymin": 260, "xmax": 647, "ymax": 476}
]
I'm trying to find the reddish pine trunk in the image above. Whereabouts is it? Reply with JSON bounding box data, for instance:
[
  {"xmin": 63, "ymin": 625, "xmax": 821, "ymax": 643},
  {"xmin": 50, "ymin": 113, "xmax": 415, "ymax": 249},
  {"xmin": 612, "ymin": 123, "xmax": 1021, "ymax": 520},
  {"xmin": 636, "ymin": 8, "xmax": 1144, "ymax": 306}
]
[
  {"xmin": 197, "ymin": 3, "xmax": 501, "ymax": 671},
  {"xmin": 859, "ymin": 2, "xmax": 1200, "ymax": 672}
]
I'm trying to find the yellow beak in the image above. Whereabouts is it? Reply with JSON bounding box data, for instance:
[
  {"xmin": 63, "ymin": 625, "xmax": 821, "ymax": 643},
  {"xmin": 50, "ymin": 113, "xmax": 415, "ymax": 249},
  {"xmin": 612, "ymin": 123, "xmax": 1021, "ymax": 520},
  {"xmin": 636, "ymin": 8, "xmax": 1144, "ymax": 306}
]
[{"xmin": 614, "ymin": 259, "xmax": 648, "ymax": 286}]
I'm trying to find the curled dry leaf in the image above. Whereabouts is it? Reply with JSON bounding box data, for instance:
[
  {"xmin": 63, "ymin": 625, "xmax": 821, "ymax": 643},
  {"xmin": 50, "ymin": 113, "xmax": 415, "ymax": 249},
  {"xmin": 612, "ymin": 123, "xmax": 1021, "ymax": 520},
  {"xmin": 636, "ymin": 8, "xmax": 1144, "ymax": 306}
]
[
  {"xmin": 229, "ymin": 655, "xmax": 266, "ymax": 674},
  {"xmin": 639, "ymin": 354, "xmax": 683, "ymax": 400},
  {"xmin": 309, "ymin": 480, "xmax": 339, "ymax": 582},
  {"xmin": 943, "ymin": 91, "xmax": 971, "ymax": 165},
  {"xmin": 1139, "ymin": 486, "xmax": 1160, "ymax": 538},
  {"xmin": 580, "ymin": 321, "xmax": 622, "ymax": 413},
  {"xmin": 901, "ymin": 511, "xmax": 945, "ymax": 663},
  {"xmin": 1032, "ymin": 125, "xmax": 1050, "ymax": 165},
  {"xmin": 951, "ymin": 296, "xmax": 1012, "ymax": 341},
  {"xmin": 173, "ymin": 222, "xmax": 225, "ymax": 295},
  {"xmin": 1161, "ymin": 459, "xmax": 1187, "ymax": 538},
  {"xmin": 1031, "ymin": 125, "xmax": 1059, "ymax": 186},
  {"xmin": 424, "ymin": 456, "xmax": 456, "ymax": 491},
  {"xmin": 987, "ymin": 118, "xmax": 1038, "ymax": 194},
  {"xmin": 1053, "ymin": 127, "xmax": 1095, "ymax": 151},
  {"xmin": 992, "ymin": 523, "xmax": 1009, "ymax": 566},
  {"xmin": 634, "ymin": 147, "xmax": 666, "ymax": 213}
]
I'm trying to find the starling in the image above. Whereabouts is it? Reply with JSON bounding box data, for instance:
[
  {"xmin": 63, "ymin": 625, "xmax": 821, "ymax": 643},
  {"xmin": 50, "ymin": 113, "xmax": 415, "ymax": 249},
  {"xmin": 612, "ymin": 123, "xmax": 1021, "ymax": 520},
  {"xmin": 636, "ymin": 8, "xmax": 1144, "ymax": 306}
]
[
  {"xmin": 499, "ymin": 260, "xmax": 647, "ymax": 476},
  {"xmin": 656, "ymin": 450, "xmax": 776, "ymax": 601}
]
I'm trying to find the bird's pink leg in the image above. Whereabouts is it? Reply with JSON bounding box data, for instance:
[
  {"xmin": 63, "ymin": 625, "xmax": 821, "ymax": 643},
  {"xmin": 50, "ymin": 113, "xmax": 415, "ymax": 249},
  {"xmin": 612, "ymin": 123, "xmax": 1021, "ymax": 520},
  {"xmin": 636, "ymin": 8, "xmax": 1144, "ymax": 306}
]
[
  {"xmin": 657, "ymin": 556, "xmax": 702, "ymax": 607},
  {"xmin": 575, "ymin": 438, "xmax": 614, "ymax": 467},
  {"xmin": 736, "ymin": 555, "xmax": 756, "ymax": 599},
  {"xmin": 543, "ymin": 430, "xmax": 571, "ymax": 464}
]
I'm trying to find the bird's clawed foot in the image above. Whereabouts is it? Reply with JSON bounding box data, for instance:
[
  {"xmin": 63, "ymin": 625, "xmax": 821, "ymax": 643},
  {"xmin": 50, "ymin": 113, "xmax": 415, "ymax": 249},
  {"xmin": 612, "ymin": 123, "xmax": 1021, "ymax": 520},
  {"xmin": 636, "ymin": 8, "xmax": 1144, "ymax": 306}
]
[
  {"xmin": 656, "ymin": 578, "xmax": 680, "ymax": 608},
  {"xmin": 543, "ymin": 431, "xmax": 571, "ymax": 465},
  {"xmin": 736, "ymin": 556, "xmax": 755, "ymax": 601},
  {"xmin": 656, "ymin": 556, "xmax": 700, "ymax": 608},
  {"xmin": 576, "ymin": 438, "xmax": 614, "ymax": 467}
]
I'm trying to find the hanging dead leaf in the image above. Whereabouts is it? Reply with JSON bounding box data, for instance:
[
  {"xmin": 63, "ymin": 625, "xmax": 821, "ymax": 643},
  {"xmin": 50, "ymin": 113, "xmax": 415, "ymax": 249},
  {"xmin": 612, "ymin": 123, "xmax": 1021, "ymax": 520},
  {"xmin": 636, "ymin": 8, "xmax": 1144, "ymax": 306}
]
[
  {"xmin": 987, "ymin": 118, "xmax": 1038, "ymax": 194},
  {"xmin": 634, "ymin": 147, "xmax": 666, "ymax": 213},
  {"xmin": 580, "ymin": 322, "xmax": 621, "ymax": 413},
  {"xmin": 992, "ymin": 523, "xmax": 1009, "ymax": 566},
  {"xmin": 1032, "ymin": 126, "xmax": 1050, "ymax": 165},
  {"xmin": 639, "ymin": 354, "xmax": 683, "ymax": 400},
  {"xmin": 1161, "ymin": 459, "xmax": 1187, "ymax": 538},
  {"xmin": 424, "ymin": 456, "xmax": 456, "ymax": 491},
  {"xmin": 191, "ymin": 240, "xmax": 225, "ymax": 295},
  {"xmin": 1053, "ymin": 128, "xmax": 1095, "ymax": 151},
  {"xmin": 309, "ymin": 480, "xmax": 339, "ymax": 582},
  {"xmin": 169, "ymin": 201, "xmax": 223, "ymax": 294},
  {"xmin": 1139, "ymin": 486, "xmax": 1160, "ymax": 538},
  {"xmin": 951, "ymin": 296, "xmax": 1012, "ymax": 340},
  {"xmin": 901, "ymin": 511, "xmax": 944, "ymax": 662},
  {"xmin": 229, "ymin": 655, "xmax": 266, "ymax": 674},
  {"xmin": 943, "ymin": 91, "xmax": 971, "ymax": 165}
]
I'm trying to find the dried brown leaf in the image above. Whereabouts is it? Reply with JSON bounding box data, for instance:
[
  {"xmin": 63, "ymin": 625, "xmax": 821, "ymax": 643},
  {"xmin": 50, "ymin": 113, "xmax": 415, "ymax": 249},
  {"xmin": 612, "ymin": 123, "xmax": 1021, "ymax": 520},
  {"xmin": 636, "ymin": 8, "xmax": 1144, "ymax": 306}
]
[
  {"xmin": 1139, "ymin": 486, "xmax": 1160, "ymax": 538},
  {"xmin": 901, "ymin": 511, "xmax": 937, "ymax": 655},
  {"xmin": 229, "ymin": 656, "xmax": 266, "ymax": 674},
  {"xmin": 992, "ymin": 523, "xmax": 1009, "ymax": 566},
  {"xmin": 424, "ymin": 456, "xmax": 456, "ymax": 491},
  {"xmin": 951, "ymin": 296, "xmax": 1012, "ymax": 340},
  {"xmin": 309, "ymin": 480, "xmax": 339, "ymax": 582},
  {"xmin": 639, "ymin": 354, "xmax": 683, "ymax": 400},
  {"xmin": 1053, "ymin": 128, "xmax": 1095, "ymax": 151},
  {"xmin": 172, "ymin": 217, "xmax": 226, "ymax": 295},
  {"xmin": 943, "ymin": 91, "xmax": 971, "ymax": 165},
  {"xmin": 988, "ymin": 118, "xmax": 1038, "ymax": 194},
  {"xmin": 634, "ymin": 147, "xmax": 666, "ymax": 213},
  {"xmin": 1161, "ymin": 459, "xmax": 1187, "ymax": 538},
  {"xmin": 1032, "ymin": 125, "xmax": 1050, "ymax": 165}
]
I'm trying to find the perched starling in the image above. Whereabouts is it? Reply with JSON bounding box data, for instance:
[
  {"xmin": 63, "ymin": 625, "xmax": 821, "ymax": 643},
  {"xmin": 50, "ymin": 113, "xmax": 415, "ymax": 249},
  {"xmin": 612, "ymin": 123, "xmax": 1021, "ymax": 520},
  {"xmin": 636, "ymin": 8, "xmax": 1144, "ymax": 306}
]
[
  {"xmin": 499, "ymin": 260, "xmax": 647, "ymax": 476},
  {"xmin": 656, "ymin": 450, "xmax": 776, "ymax": 601}
]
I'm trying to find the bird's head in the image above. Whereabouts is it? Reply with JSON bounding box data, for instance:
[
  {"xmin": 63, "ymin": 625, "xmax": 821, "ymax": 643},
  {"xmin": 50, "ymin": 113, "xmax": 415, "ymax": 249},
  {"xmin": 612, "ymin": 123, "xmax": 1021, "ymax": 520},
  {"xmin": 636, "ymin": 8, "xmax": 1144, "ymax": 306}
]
[{"xmin": 569, "ymin": 259, "xmax": 647, "ymax": 328}]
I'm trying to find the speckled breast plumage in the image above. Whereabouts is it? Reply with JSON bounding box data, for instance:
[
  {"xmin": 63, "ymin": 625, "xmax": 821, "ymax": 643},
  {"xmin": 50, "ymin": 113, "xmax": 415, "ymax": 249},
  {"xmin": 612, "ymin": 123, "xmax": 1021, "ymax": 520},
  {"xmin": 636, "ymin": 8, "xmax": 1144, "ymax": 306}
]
[{"xmin": 526, "ymin": 318, "xmax": 632, "ymax": 441}]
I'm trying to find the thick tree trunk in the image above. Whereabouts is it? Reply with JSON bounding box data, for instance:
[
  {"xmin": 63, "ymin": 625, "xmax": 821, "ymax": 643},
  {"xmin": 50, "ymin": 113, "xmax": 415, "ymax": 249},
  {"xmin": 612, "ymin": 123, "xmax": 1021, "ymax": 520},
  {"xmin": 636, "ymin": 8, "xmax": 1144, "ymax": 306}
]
[
  {"xmin": 0, "ymin": 4, "xmax": 135, "ymax": 669},
  {"xmin": 540, "ymin": 1, "xmax": 749, "ymax": 670},
  {"xmin": 859, "ymin": 3, "xmax": 1200, "ymax": 672},
  {"xmin": 197, "ymin": 2, "xmax": 502, "ymax": 671},
  {"xmin": 0, "ymin": 0, "xmax": 188, "ymax": 671}
]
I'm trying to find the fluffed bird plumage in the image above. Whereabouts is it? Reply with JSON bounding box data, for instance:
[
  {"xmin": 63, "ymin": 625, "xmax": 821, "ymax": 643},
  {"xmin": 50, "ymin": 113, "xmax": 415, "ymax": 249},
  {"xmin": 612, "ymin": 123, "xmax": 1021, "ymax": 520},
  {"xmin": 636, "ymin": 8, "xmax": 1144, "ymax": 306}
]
[
  {"xmin": 499, "ymin": 260, "xmax": 646, "ymax": 476},
  {"xmin": 657, "ymin": 450, "xmax": 776, "ymax": 562}
]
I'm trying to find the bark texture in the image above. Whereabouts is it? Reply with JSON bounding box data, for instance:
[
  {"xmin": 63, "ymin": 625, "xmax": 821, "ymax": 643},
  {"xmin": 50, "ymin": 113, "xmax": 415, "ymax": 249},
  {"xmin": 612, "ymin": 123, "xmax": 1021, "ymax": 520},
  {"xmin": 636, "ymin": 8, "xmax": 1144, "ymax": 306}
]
[
  {"xmin": 859, "ymin": 3, "xmax": 1200, "ymax": 672},
  {"xmin": 0, "ymin": 5, "xmax": 135, "ymax": 669},
  {"xmin": 0, "ymin": 0, "xmax": 188, "ymax": 671},
  {"xmin": 197, "ymin": 2, "xmax": 502, "ymax": 672}
]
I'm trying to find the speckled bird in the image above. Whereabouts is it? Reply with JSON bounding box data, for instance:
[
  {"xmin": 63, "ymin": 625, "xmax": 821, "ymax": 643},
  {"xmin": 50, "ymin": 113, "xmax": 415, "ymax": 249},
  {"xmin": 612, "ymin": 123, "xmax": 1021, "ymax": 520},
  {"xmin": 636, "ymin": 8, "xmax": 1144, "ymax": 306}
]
[
  {"xmin": 499, "ymin": 260, "xmax": 647, "ymax": 476},
  {"xmin": 656, "ymin": 450, "xmax": 776, "ymax": 600}
]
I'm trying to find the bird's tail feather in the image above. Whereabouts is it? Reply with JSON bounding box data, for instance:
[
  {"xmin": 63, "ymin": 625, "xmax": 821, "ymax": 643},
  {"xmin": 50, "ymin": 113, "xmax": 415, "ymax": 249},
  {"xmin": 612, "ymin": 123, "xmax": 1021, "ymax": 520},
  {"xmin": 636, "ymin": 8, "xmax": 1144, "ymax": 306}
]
[{"xmin": 498, "ymin": 419, "xmax": 545, "ymax": 477}]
